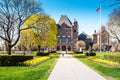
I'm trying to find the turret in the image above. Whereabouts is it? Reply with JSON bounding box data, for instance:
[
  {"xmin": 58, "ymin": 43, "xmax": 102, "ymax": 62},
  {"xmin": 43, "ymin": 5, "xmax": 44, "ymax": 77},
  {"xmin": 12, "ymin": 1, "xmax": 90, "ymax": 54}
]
[{"xmin": 73, "ymin": 19, "xmax": 78, "ymax": 42}]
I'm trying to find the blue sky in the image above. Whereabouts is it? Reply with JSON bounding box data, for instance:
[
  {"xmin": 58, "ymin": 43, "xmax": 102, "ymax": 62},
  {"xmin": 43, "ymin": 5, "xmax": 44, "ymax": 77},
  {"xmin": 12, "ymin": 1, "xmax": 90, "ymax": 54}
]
[{"xmin": 42, "ymin": 0, "xmax": 115, "ymax": 35}]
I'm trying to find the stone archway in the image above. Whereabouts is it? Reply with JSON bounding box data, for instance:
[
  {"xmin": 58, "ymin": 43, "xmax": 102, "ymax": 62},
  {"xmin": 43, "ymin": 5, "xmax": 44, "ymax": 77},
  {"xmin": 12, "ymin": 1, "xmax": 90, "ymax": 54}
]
[
  {"xmin": 75, "ymin": 40, "xmax": 86, "ymax": 51},
  {"xmin": 62, "ymin": 45, "xmax": 66, "ymax": 51},
  {"xmin": 68, "ymin": 46, "xmax": 71, "ymax": 51}
]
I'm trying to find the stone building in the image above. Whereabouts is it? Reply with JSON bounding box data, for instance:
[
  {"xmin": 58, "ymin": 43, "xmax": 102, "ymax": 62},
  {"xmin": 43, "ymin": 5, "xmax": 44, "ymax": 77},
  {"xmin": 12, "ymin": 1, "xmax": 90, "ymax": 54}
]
[
  {"xmin": 75, "ymin": 26, "xmax": 110, "ymax": 51},
  {"xmin": 56, "ymin": 15, "xmax": 78, "ymax": 51},
  {"xmin": 92, "ymin": 26, "xmax": 110, "ymax": 51},
  {"xmin": 56, "ymin": 15, "xmax": 110, "ymax": 52},
  {"xmin": 75, "ymin": 32, "xmax": 92, "ymax": 51}
]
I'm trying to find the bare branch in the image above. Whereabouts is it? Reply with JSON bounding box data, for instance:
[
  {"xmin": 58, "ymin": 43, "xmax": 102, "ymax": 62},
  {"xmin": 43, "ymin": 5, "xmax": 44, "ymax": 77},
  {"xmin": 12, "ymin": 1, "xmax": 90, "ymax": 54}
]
[{"xmin": 0, "ymin": 0, "xmax": 43, "ymax": 55}]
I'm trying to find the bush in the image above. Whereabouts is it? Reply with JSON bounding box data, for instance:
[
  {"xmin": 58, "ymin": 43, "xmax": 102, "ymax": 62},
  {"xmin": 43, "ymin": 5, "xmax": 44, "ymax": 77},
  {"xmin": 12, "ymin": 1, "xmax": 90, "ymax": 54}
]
[
  {"xmin": 85, "ymin": 52, "xmax": 96, "ymax": 56},
  {"xmin": 0, "ymin": 56, "xmax": 33, "ymax": 66},
  {"xmin": 74, "ymin": 51, "xmax": 83, "ymax": 54},
  {"xmin": 36, "ymin": 52, "xmax": 49, "ymax": 56},
  {"xmin": 50, "ymin": 51, "xmax": 56, "ymax": 53},
  {"xmin": 104, "ymin": 54, "xmax": 120, "ymax": 62}
]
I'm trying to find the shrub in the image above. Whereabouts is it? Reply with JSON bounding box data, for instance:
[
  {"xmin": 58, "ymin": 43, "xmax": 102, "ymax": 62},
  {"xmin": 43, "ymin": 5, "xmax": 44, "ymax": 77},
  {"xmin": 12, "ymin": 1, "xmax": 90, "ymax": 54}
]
[
  {"xmin": 50, "ymin": 51, "xmax": 56, "ymax": 53},
  {"xmin": 85, "ymin": 52, "xmax": 96, "ymax": 56},
  {"xmin": 36, "ymin": 52, "xmax": 49, "ymax": 56},
  {"xmin": 0, "ymin": 56, "xmax": 33, "ymax": 66},
  {"xmin": 104, "ymin": 54, "xmax": 120, "ymax": 62},
  {"xmin": 74, "ymin": 51, "xmax": 83, "ymax": 54}
]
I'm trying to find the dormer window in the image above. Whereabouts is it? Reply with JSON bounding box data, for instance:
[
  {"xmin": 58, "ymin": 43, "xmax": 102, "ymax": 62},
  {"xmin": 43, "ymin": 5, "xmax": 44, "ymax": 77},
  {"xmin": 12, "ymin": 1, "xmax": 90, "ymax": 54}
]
[
  {"xmin": 74, "ymin": 30, "xmax": 76, "ymax": 32},
  {"xmin": 57, "ymin": 36, "xmax": 60, "ymax": 37},
  {"xmin": 66, "ymin": 31, "xmax": 68, "ymax": 34}
]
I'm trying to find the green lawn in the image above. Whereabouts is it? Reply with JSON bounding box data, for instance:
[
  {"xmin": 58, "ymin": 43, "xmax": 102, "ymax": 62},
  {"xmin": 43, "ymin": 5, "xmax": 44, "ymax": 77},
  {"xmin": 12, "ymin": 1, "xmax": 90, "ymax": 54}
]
[
  {"xmin": 72, "ymin": 52, "xmax": 120, "ymax": 80},
  {"xmin": 0, "ymin": 53, "xmax": 60, "ymax": 80}
]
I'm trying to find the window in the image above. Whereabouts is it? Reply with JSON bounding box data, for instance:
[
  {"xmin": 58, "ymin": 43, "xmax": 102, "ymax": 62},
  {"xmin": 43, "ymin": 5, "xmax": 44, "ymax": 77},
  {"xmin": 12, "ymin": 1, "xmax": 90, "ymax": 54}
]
[
  {"xmin": 102, "ymin": 37, "xmax": 107, "ymax": 42},
  {"xmin": 93, "ymin": 39, "xmax": 97, "ymax": 43},
  {"xmin": 57, "ymin": 35, "xmax": 60, "ymax": 37},
  {"xmin": 73, "ymin": 30, "xmax": 76, "ymax": 32},
  {"xmin": 93, "ymin": 35, "xmax": 97, "ymax": 38},
  {"xmin": 68, "ymin": 37, "xmax": 71, "ymax": 42},
  {"xmin": 61, "ymin": 37, "xmax": 66, "ymax": 42},
  {"xmin": 58, "ymin": 37, "xmax": 61, "ymax": 42},
  {"xmin": 66, "ymin": 31, "xmax": 68, "ymax": 34}
]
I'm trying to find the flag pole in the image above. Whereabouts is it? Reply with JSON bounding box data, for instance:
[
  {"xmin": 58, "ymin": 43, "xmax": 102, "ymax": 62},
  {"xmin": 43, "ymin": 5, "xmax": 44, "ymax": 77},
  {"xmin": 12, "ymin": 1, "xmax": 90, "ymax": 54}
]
[{"xmin": 99, "ymin": 4, "xmax": 102, "ymax": 52}]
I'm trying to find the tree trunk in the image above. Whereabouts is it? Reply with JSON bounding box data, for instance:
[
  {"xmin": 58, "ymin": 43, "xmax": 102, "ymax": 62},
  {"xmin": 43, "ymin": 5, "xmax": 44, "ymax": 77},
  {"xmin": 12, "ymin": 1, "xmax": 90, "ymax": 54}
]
[
  {"xmin": 38, "ymin": 46, "xmax": 41, "ymax": 53},
  {"xmin": 7, "ymin": 44, "xmax": 12, "ymax": 55}
]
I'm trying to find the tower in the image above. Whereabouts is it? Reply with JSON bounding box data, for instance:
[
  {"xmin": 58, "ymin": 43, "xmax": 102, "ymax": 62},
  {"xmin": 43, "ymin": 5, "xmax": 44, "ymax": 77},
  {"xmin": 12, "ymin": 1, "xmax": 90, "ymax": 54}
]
[
  {"xmin": 73, "ymin": 19, "xmax": 78, "ymax": 42},
  {"xmin": 56, "ymin": 15, "xmax": 78, "ymax": 51},
  {"xmin": 93, "ymin": 30, "xmax": 97, "ymax": 44}
]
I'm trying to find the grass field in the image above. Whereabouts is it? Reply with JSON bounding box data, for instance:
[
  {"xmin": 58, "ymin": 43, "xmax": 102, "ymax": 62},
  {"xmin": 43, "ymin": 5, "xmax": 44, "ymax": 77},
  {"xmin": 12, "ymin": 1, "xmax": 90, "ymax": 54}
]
[
  {"xmin": 0, "ymin": 53, "xmax": 60, "ymax": 80},
  {"xmin": 72, "ymin": 52, "xmax": 120, "ymax": 80}
]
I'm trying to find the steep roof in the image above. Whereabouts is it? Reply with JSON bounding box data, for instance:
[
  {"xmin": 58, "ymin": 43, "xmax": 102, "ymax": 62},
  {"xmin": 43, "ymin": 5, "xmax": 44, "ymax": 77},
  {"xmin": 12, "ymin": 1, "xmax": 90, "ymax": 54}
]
[
  {"xmin": 58, "ymin": 15, "xmax": 72, "ymax": 27},
  {"xmin": 78, "ymin": 32, "xmax": 91, "ymax": 39}
]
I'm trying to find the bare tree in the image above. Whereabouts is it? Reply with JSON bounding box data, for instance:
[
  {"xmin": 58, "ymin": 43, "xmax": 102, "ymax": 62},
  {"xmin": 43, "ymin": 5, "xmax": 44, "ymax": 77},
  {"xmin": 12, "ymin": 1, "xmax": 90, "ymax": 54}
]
[
  {"xmin": 109, "ymin": 0, "xmax": 120, "ymax": 6},
  {"xmin": 0, "ymin": 0, "xmax": 42, "ymax": 55},
  {"xmin": 108, "ymin": 7, "xmax": 120, "ymax": 43},
  {"xmin": 101, "ymin": 0, "xmax": 120, "ymax": 7}
]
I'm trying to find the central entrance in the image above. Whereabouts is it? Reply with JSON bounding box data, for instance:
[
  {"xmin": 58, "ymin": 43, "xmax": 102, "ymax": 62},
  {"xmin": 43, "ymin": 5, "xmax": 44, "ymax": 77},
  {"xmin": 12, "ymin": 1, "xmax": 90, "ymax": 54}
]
[
  {"xmin": 62, "ymin": 45, "xmax": 66, "ymax": 51},
  {"xmin": 75, "ymin": 40, "xmax": 86, "ymax": 51}
]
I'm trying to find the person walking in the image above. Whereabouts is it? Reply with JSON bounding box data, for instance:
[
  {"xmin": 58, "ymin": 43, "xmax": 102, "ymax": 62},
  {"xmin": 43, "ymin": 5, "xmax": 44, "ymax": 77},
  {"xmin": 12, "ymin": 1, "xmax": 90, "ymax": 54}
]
[{"xmin": 62, "ymin": 51, "xmax": 65, "ymax": 56}]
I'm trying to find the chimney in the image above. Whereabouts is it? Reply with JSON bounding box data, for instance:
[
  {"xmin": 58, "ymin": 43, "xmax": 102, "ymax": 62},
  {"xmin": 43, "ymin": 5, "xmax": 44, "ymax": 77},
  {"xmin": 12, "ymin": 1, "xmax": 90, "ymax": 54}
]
[
  {"xmin": 73, "ymin": 19, "xmax": 78, "ymax": 26},
  {"xmin": 94, "ymin": 30, "xmax": 96, "ymax": 33}
]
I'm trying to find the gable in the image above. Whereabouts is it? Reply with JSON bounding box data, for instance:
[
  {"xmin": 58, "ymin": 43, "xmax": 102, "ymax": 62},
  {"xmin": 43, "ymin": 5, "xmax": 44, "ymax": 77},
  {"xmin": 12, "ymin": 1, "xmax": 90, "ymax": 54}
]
[{"xmin": 58, "ymin": 15, "xmax": 72, "ymax": 27}]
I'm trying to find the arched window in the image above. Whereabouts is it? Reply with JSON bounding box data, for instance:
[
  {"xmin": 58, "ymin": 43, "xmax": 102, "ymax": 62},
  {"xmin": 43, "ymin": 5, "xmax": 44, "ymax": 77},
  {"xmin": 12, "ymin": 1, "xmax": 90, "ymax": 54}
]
[
  {"xmin": 62, "ymin": 45, "xmax": 66, "ymax": 51},
  {"xmin": 68, "ymin": 46, "xmax": 71, "ymax": 51}
]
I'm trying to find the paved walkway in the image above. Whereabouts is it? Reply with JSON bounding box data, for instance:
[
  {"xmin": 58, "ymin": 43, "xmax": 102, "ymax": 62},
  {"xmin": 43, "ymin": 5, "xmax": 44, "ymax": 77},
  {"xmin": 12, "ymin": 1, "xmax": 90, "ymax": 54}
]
[{"xmin": 48, "ymin": 54, "xmax": 107, "ymax": 80}]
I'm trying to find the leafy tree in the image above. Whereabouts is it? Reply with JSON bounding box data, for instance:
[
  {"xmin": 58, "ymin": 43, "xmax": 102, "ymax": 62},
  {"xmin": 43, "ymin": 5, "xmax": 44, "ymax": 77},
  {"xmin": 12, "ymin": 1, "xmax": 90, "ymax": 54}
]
[
  {"xmin": 108, "ymin": 7, "xmax": 120, "ymax": 43},
  {"xmin": 19, "ymin": 26, "xmax": 35, "ymax": 52},
  {"xmin": 0, "ymin": 0, "xmax": 42, "ymax": 55},
  {"xmin": 19, "ymin": 14, "xmax": 41, "ymax": 52},
  {"xmin": 20, "ymin": 14, "xmax": 58, "ymax": 52},
  {"xmin": 44, "ymin": 18, "xmax": 58, "ymax": 47}
]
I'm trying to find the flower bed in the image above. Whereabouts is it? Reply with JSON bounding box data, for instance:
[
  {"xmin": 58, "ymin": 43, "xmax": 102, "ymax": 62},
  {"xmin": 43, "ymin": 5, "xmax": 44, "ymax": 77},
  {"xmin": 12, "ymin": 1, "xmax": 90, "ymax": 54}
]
[
  {"xmin": 73, "ymin": 54, "xmax": 86, "ymax": 58},
  {"xmin": 87, "ymin": 57, "xmax": 120, "ymax": 67},
  {"xmin": 104, "ymin": 54, "xmax": 120, "ymax": 62},
  {"xmin": 23, "ymin": 56, "xmax": 50, "ymax": 66},
  {"xmin": 93, "ymin": 58, "xmax": 119, "ymax": 66}
]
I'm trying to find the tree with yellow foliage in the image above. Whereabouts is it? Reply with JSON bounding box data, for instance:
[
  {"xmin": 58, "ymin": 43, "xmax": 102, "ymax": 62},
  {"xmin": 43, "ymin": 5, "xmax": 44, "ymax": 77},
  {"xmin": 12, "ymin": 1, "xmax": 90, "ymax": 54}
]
[{"xmin": 19, "ymin": 14, "xmax": 58, "ymax": 52}]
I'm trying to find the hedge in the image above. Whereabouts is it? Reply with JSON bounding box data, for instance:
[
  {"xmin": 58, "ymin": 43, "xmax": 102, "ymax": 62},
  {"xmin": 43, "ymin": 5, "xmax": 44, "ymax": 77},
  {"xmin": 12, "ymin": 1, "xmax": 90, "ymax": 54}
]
[
  {"xmin": 50, "ymin": 51, "xmax": 56, "ymax": 53},
  {"xmin": 104, "ymin": 54, "xmax": 120, "ymax": 62},
  {"xmin": 0, "ymin": 56, "xmax": 33, "ymax": 66},
  {"xmin": 36, "ymin": 52, "xmax": 49, "ymax": 56},
  {"xmin": 85, "ymin": 52, "xmax": 96, "ymax": 56},
  {"xmin": 74, "ymin": 51, "xmax": 83, "ymax": 54}
]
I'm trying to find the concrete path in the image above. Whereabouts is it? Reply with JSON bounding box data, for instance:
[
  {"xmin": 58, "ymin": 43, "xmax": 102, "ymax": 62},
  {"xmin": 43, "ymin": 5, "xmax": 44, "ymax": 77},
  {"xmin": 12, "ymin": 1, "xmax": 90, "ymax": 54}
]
[{"xmin": 48, "ymin": 54, "xmax": 107, "ymax": 80}]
